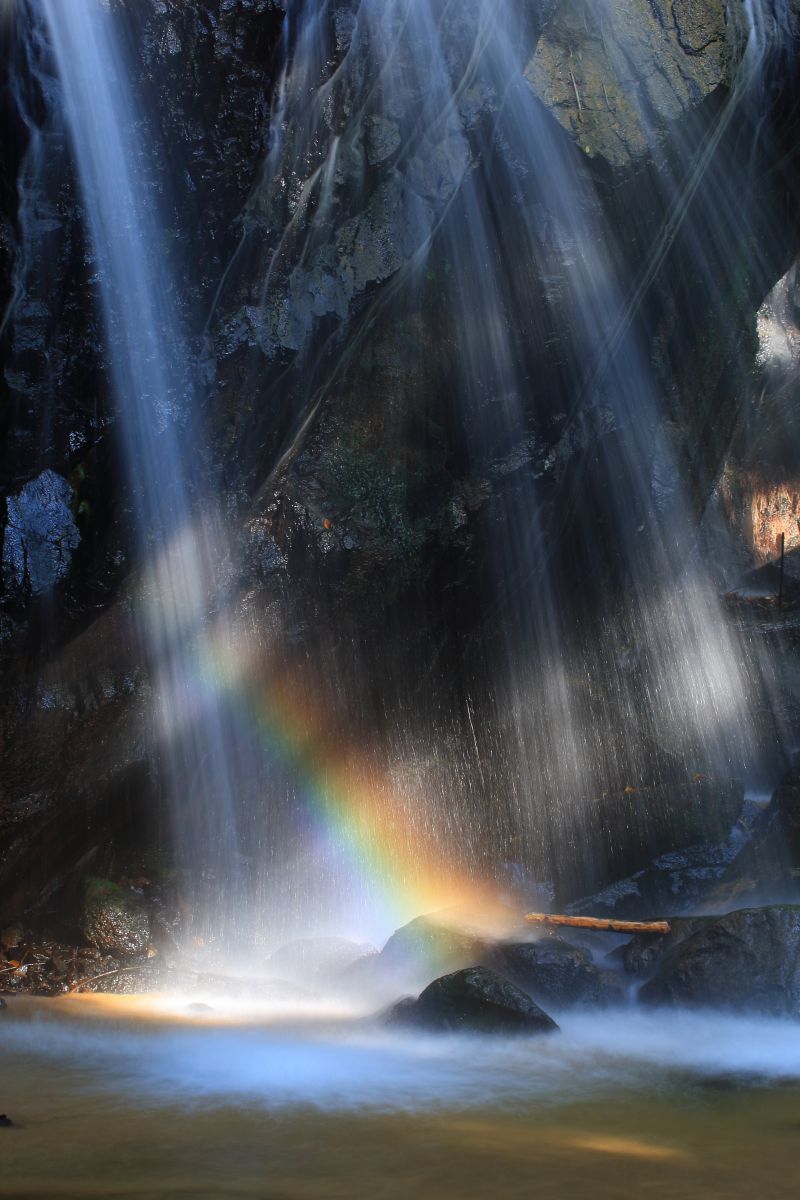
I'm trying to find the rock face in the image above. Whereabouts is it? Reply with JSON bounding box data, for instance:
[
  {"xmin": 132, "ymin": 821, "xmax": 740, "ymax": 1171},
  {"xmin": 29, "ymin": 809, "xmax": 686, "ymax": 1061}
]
[
  {"xmin": 389, "ymin": 966, "xmax": 559, "ymax": 1034},
  {"xmin": 526, "ymin": 0, "xmax": 730, "ymax": 166},
  {"xmin": 639, "ymin": 906, "xmax": 800, "ymax": 1014},
  {"xmin": 2, "ymin": 470, "xmax": 80, "ymax": 597},
  {"xmin": 488, "ymin": 939, "xmax": 626, "ymax": 1009},
  {"xmin": 81, "ymin": 876, "xmax": 151, "ymax": 958}
]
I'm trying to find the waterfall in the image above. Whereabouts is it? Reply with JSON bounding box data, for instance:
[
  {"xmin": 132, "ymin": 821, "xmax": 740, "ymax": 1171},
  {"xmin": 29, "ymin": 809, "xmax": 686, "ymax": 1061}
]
[
  {"xmin": 39, "ymin": 0, "xmax": 244, "ymax": 943},
  {"xmin": 246, "ymin": 0, "xmax": 792, "ymax": 898},
  {"xmin": 26, "ymin": 0, "xmax": 796, "ymax": 954}
]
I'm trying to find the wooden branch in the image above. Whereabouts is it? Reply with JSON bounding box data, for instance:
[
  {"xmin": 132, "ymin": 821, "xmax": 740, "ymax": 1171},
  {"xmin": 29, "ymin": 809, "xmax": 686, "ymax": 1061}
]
[{"xmin": 525, "ymin": 912, "xmax": 670, "ymax": 934}]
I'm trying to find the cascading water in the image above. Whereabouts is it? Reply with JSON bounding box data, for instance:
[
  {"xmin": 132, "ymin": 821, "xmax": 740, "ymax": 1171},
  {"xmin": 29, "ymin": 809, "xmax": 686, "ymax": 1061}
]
[
  {"xmin": 21, "ymin": 0, "xmax": 798, "ymax": 960},
  {"xmin": 233, "ymin": 0, "xmax": 795, "ymax": 906},
  {"xmin": 37, "ymin": 0, "xmax": 247, "ymax": 943}
]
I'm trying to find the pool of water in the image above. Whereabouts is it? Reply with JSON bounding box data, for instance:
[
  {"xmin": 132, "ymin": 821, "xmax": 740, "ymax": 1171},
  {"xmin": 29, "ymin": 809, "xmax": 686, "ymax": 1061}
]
[{"xmin": 2, "ymin": 997, "xmax": 800, "ymax": 1198}]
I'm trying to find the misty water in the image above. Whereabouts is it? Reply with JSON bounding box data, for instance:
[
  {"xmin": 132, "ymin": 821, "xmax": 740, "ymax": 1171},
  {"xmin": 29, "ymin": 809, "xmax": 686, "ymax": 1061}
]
[{"xmin": 3, "ymin": 997, "xmax": 800, "ymax": 1198}]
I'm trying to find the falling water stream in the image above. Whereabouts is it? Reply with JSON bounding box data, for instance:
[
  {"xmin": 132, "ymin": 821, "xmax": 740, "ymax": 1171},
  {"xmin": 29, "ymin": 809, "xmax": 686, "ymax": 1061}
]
[
  {"xmin": 38, "ymin": 0, "xmax": 248, "ymax": 943},
  {"xmin": 29, "ymin": 0, "xmax": 797, "ymax": 947}
]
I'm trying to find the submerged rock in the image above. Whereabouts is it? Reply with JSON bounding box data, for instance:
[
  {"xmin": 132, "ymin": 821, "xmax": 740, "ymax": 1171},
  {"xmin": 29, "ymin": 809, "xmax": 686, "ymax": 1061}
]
[
  {"xmin": 81, "ymin": 877, "xmax": 151, "ymax": 959},
  {"xmin": 488, "ymin": 938, "xmax": 626, "ymax": 1009},
  {"xmin": 388, "ymin": 966, "xmax": 559, "ymax": 1034},
  {"xmin": 639, "ymin": 905, "xmax": 800, "ymax": 1014}
]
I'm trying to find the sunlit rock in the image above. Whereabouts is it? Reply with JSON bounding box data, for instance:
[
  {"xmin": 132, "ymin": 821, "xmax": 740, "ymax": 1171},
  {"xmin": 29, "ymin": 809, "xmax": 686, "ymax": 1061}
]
[
  {"xmin": 377, "ymin": 915, "xmax": 492, "ymax": 978},
  {"xmin": 525, "ymin": 0, "xmax": 730, "ymax": 166}
]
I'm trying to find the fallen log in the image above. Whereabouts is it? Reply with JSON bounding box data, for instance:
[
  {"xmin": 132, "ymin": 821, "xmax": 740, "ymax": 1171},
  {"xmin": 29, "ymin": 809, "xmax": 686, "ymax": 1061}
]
[{"xmin": 525, "ymin": 912, "xmax": 670, "ymax": 934}]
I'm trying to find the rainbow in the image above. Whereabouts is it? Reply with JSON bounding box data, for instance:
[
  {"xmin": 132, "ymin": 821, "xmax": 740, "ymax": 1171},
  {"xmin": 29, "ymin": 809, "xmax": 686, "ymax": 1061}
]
[{"xmin": 189, "ymin": 620, "xmax": 499, "ymax": 941}]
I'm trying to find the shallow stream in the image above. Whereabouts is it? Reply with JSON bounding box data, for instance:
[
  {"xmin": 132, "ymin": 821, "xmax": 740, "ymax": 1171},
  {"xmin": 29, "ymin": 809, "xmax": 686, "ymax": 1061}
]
[{"xmin": 2, "ymin": 998, "xmax": 800, "ymax": 1198}]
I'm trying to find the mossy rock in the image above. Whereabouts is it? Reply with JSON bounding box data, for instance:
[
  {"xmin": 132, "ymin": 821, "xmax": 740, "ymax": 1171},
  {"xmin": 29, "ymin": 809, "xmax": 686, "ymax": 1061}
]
[{"xmin": 81, "ymin": 876, "xmax": 151, "ymax": 958}]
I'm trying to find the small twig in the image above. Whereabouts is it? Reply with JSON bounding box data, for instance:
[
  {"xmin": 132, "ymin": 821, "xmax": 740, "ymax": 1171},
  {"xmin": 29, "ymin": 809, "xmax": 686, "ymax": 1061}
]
[{"xmin": 69, "ymin": 965, "xmax": 154, "ymax": 993}]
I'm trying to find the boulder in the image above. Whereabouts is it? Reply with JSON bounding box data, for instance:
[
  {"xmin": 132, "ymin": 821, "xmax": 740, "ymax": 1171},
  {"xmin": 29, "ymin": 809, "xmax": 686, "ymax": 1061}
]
[
  {"xmin": 567, "ymin": 836, "xmax": 747, "ymax": 922},
  {"xmin": 488, "ymin": 938, "xmax": 627, "ymax": 1008},
  {"xmin": 617, "ymin": 916, "xmax": 713, "ymax": 977},
  {"xmin": 388, "ymin": 966, "xmax": 559, "ymax": 1034},
  {"xmin": 81, "ymin": 877, "xmax": 151, "ymax": 958},
  {"xmin": 376, "ymin": 914, "xmax": 492, "ymax": 980},
  {"xmin": 640, "ymin": 905, "xmax": 800, "ymax": 1014},
  {"xmin": 268, "ymin": 936, "xmax": 376, "ymax": 986}
]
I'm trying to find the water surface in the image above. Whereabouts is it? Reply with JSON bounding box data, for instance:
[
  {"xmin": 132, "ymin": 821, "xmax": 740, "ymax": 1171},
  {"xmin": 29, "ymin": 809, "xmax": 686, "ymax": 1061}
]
[{"xmin": 2, "ymin": 998, "xmax": 800, "ymax": 1198}]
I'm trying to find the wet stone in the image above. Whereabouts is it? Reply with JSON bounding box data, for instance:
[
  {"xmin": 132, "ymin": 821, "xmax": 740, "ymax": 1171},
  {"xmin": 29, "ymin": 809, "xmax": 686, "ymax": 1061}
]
[
  {"xmin": 488, "ymin": 938, "xmax": 627, "ymax": 1009},
  {"xmin": 81, "ymin": 877, "xmax": 151, "ymax": 958},
  {"xmin": 639, "ymin": 905, "xmax": 800, "ymax": 1015},
  {"xmin": 387, "ymin": 966, "xmax": 559, "ymax": 1034}
]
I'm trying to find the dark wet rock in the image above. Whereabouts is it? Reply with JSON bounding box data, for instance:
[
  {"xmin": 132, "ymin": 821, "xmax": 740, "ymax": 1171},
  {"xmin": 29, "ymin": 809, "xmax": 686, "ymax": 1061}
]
[
  {"xmin": 568, "ymin": 834, "xmax": 748, "ymax": 922},
  {"xmin": 388, "ymin": 966, "xmax": 559, "ymax": 1034},
  {"xmin": 775, "ymin": 767, "xmax": 800, "ymax": 862},
  {"xmin": 564, "ymin": 780, "xmax": 748, "ymax": 915},
  {"xmin": 2, "ymin": 470, "xmax": 80, "ymax": 597},
  {"xmin": 700, "ymin": 781, "xmax": 800, "ymax": 911},
  {"xmin": 616, "ymin": 916, "xmax": 714, "ymax": 978},
  {"xmin": 76, "ymin": 964, "xmax": 163, "ymax": 995},
  {"xmin": 488, "ymin": 938, "xmax": 627, "ymax": 1009},
  {"xmin": 640, "ymin": 905, "xmax": 800, "ymax": 1014},
  {"xmin": 0, "ymin": 927, "xmax": 23, "ymax": 952},
  {"xmin": 0, "ymin": 1115, "xmax": 12, "ymax": 1127},
  {"xmin": 81, "ymin": 877, "xmax": 151, "ymax": 958}
]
